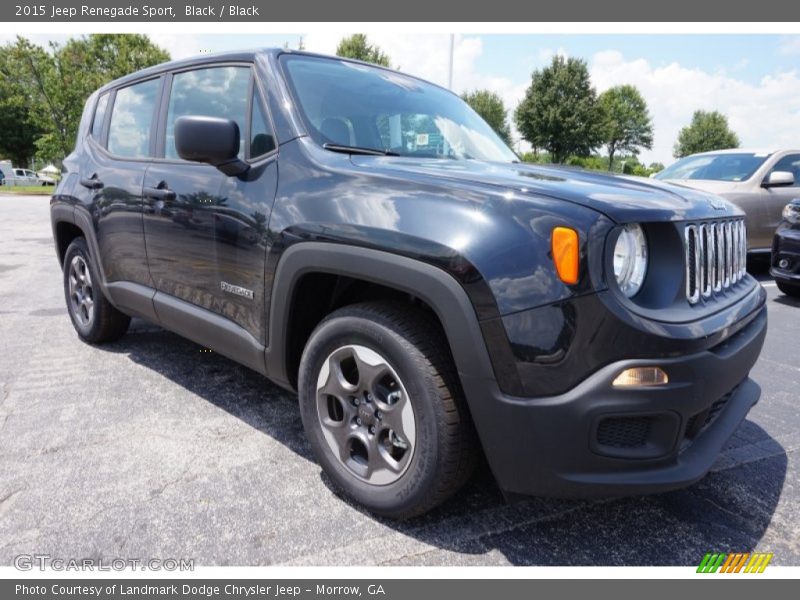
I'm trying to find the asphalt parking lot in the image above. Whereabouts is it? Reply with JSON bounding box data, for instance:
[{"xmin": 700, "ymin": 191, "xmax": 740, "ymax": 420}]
[{"xmin": 1, "ymin": 194, "xmax": 798, "ymax": 566}]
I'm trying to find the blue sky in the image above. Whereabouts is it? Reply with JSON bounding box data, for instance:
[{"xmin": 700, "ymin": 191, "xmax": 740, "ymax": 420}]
[
  {"xmin": 474, "ymin": 35, "xmax": 798, "ymax": 85},
  {"xmin": 5, "ymin": 32, "xmax": 800, "ymax": 163},
  {"xmin": 159, "ymin": 33, "xmax": 799, "ymax": 86}
]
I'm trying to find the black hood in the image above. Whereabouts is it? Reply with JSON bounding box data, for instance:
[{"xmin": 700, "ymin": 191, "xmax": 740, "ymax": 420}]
[{"xmin": 350, "ymin": 156, "xmax": 743, "ymax": 223}]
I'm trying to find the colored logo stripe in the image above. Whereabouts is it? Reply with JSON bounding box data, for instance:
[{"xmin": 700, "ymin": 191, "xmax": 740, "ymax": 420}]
[
  {"xmin": 697, "ymin": 552, "xmax": 773, "ymax": 573},
  {"xmin": 744, "ymin": 553, "xmax": 773, "ymax": 573}
]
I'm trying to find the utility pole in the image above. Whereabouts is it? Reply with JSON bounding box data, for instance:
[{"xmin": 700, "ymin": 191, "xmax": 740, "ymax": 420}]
[{"xmin": 447, "ymin": 34, "xmax": 454, "ymax": 90}]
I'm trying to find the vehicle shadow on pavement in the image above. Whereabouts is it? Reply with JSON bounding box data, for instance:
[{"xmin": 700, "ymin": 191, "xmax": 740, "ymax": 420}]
[
  {"xmin": 104, "ymin": 324, "xmax": 788, "ymax": 566},
  {"xmin": 773, "ymin": 294, "xmax": 800, "ymax": 308},
  {"xmin": 348, "ymin": 417, "xmax": 787, "ymax": 565}
]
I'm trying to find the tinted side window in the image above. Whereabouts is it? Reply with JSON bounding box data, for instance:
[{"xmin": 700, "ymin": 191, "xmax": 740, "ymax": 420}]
[
  {"xmin": 108, "ymin": 79, "xmax": 160, "ymax": 158},
  {"xmin": 165, "ymin": 66, "xmax": 251, "ymax": 160},
  {"xmin": 770, "ymin": 154, "xmax": 800, "ymax": 187},
  {"xmin": 91, "ymin": 93, "xmax": 109, "ymax": 141},
  {"xmin": 250, "ymin": 89, "xmax": 276, "ymax": 158}
]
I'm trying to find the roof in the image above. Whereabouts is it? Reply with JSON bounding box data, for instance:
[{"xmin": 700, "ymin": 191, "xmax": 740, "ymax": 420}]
[
  {"xmin": 97, "ymin": 47, "xmax": 455, "ymax": 97},
  {"xmin": 98, "ymin": 48, "xmax": 267, "ymax": 92},
  {"xmin": 689, "ymin": 148, "xmax": 800, "ymax": 156}
]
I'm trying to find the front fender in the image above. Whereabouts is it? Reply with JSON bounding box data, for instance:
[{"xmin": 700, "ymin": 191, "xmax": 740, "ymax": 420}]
[{"xmin": 264, "ymin": 241, "xmax": 500, "ymax": 392}]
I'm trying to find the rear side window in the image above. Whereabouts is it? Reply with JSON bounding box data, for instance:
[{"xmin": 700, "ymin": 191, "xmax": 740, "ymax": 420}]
[
  {"xmin": 91, "ymin": 93, "xmax": 109, "ymax": 140},
  {"xmin": 164, "ymin": 66, "xmax": 251, "ymax": 160},
  {"xmin": 108, "ymin": 78, "xmax": 160, "ymax": 158},
  {"xmin": 249, "ymin": 89, "xmax": 276, "ymax": 158}
]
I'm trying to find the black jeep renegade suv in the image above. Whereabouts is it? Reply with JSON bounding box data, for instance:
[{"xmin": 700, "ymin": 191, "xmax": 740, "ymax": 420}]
[{"xmin": 51, "ymin": 49, "xmax": 767, "ymax": 518}]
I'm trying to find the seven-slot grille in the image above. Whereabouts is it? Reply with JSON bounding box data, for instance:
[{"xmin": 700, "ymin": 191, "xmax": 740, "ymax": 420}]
[{"xmin": 684, "ymin": 219, "xmax": 747, "ymax": 304}]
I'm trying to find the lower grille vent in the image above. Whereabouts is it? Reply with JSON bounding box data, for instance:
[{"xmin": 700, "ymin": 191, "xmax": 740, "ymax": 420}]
[{"xmin": 596, "ymin": 416, "xmax": 652, "ymax": 448}]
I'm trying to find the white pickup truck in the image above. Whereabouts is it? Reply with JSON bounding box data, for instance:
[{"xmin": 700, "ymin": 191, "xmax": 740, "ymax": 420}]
[{"xmin": 3, "ymin": 166, "xmax": 56, "ymax": 186}]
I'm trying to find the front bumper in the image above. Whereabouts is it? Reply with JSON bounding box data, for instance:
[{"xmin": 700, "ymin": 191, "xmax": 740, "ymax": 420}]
[
  {"xmin": 771, "ymin": 226, "xmax": 800, "ymax": 283},
  {"xmin": 461, "ymin": 303, "xmax": 767, "ymax": 498}
]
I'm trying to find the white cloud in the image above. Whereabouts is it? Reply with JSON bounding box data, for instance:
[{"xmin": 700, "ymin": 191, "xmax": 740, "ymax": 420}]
[
  {"xmin": 535, "ymin": 46, "xmax": 568, "ymax": 65},
  {"xmin": 147, "ymin": 34, "xmax": 207, "ymax": 60},
  {"xmin": 778, "ymin": 36, "xmax": 800, "ymax": 55},
  {"xmin": 589, "ymin": 49, "xmax": 800, "ymax": 164}
]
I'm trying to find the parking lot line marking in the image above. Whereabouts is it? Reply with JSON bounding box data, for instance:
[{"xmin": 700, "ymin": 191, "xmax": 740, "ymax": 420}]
[{"xmin": 760, "ymin": 282, "xmax": 776, "ymax": 287}]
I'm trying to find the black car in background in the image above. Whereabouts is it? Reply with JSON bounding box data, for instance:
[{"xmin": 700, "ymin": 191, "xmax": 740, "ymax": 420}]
[
  {"xmin": 771, "ymin": 199, "xmax": 800, "ymax": 297},
  {"xmin": 50, "ymin": 49, "xmax": 767, "ymax": 518}
]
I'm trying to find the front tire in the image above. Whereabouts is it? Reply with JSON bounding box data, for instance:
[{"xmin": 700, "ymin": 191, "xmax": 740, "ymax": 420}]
[
  {"xmin": 777, "ymin": 280, "xmax": 800, "ymax": 297},
  {"xmin": 63, "ymin": 237, "xmax": 130, "ymax": 343},
  {"xmin": 298, "ymin": 302, "xmax": 478, "ymax": 519}
]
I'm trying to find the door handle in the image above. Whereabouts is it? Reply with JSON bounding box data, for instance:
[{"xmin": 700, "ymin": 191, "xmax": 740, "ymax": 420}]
[
  {"xmin": 79, "ymin": 174, "xmax": 103, "ymax": 190},
  {"xmin": 144, "ymin": 181, "xmax": 176, "ymax": 201}
]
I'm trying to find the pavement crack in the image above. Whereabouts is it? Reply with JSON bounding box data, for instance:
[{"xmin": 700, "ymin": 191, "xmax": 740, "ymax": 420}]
[
  {"xmin": 700, "ymin": 497, "xmax": 748, "ymax": 523},
  {"xmin": 0, "ymin": 489, "xmax": 23, "ymax": 519},
  {"xmin": 149, "ymin": 468, "xmax": 191, "ymax": 499}
]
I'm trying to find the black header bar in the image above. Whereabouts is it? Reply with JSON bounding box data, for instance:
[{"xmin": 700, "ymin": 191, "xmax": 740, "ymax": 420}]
[{"xmin": 3, "ymin": 1, "xmax": 800, "ymax": 22}]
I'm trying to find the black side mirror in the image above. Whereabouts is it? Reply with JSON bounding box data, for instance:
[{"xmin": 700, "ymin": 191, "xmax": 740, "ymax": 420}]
[{"xmin": 174, "ymin": 116, "xmax": 249, "ymax": 176}]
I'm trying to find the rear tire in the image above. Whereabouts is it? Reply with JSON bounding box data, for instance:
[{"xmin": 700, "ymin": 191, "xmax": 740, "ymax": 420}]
[
  {"xmin": 63, "ymin": 237, "xmax": 130, "ymax": 344},
  {"xmin": 777, "ymin": 280, "xmax": 800, "ymax": 297},
  {"xmin": 298, "ymin": 301, "xmax": 478, "ymax": 519}
]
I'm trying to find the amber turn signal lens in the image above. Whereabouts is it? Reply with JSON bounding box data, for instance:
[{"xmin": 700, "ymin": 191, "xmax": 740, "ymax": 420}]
[
  {"xmin": 551, "ymin": 227, "xmax": 579, "ymax": 284},
  {"xmin": 612, "ymin": 367, "xmax": 669, "ymax": 387}
]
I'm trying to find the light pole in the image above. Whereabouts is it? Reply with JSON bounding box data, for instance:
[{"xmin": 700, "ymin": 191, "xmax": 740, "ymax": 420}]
[{"xmin": 447, "ymin": 34, "xmax": 454, "ymax": 90}]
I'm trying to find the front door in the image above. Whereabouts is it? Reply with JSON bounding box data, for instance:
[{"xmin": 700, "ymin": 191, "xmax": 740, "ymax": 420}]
[
  {"xmin": 143, "ymin": 64, "xmax": 278, "ymax": 340},
  {"xmin": 762, "ymin": 153, "xmax": 800, "ymax": 237}
]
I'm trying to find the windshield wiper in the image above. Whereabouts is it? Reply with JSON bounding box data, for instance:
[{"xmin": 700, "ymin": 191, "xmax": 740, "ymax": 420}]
[{"xmin": 322, "ymin": 143, "xmax": 399, "ymax": 156}]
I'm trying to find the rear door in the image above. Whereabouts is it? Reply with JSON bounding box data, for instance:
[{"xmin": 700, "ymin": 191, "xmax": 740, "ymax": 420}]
[
  {"xmin": 143, "ymin": 63, "xmax": 278, "ymax": 341},
  {"xmin": 75, "ymin": 78, "xmax": 162, "ymax": 287}
]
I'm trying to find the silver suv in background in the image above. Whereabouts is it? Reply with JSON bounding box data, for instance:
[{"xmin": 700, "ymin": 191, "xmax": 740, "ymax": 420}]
[{"xmin": 655, "ymin": 149, "xmax": 800, "ymax": 255}]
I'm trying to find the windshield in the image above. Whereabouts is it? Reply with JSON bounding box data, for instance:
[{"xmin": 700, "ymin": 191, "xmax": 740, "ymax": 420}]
[
  {"xmin": 281, "ymin": 55, "xmax": 518, "ymax": 162},
  {"xmin": 655, "ymin": 152, "xmax": 769, "ymax": 182}
]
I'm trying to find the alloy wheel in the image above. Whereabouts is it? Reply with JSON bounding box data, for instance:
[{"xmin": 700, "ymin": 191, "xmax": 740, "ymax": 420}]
[
  {"xmin": 68, "ymin": 255, "xmax": 94, "ymax": 327},
  {"xmin": 315, "ymin": 344, "xmax": 416, "ymax": 485}
]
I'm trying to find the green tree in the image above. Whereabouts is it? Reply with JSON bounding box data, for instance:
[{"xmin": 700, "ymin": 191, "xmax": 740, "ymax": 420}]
[
  {"xmin": 0, "ymin": 44, "xmax": 41, "ymax": 167},
  {"xmin": 673, "ymin": 110, "xmax": 740, "ymax": 158},
  {"xmin": 648, "ymin": 161, "xmax": 665, "ymax": 172},
  {"xmin": 461, "ymin": 89, "xmax": 512, "ymax": 145},
  {"xmin": 0, "ymin": 34, "xmax": 169, "ymax": 162},
  {"xmin": 335, "ymin": 34, "xmax": 390, "ymax": 67},
  {"xmin": 514, "ymin": 56, "xmax": 603, "ymax": 164},
  {"xmin": 598, "ymin": 84, "xmax": 653, "ymax": 170}
]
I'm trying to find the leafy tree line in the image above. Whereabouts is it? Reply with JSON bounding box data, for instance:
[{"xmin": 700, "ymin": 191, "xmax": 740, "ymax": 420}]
[
  {"xmin": 0, "ymin": 34, "xmax": 169, "ymax": 167},
  {"xmin": 1, "ymin": 32, "xmax": 743, "ymax": 172}
]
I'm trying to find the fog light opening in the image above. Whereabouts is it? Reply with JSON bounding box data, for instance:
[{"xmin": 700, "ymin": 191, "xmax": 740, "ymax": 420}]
[
  {"xmin": 778, "ymin": 258, "xmax": 790, "ymax": 269},
  {"xmin": 612, "ymin": 367, "xmax": 669, "ymax": 387}
]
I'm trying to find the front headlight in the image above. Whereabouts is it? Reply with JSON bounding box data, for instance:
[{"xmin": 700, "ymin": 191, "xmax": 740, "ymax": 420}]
[
  {"xmin": 613, "ymin": 224, "xmax": 648, "ymax": 297},
  {"xmin": 783, "ymin": 202, "xmax": 800, "ymax": 224}
]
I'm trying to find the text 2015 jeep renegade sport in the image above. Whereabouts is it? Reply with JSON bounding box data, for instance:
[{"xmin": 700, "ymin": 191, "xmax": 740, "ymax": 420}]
[{"xmin": 51, "ymin": 49, "xmax": 767, "ymax": 518}]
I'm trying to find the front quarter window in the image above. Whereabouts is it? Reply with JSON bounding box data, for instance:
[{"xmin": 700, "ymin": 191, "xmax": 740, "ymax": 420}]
[{"xmin": 280, "ymin": 55, "xmax": 517, "ymax": 163}]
